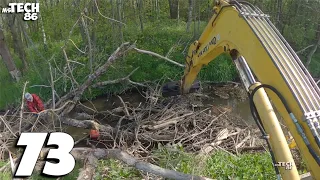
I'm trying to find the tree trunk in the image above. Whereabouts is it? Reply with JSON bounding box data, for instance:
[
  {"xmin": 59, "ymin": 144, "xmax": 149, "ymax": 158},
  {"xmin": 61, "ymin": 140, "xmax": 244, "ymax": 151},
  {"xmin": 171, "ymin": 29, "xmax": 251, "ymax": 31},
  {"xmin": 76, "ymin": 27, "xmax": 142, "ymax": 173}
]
[
  {"xmin": 132, "ymin": 0, "xmax": 137, "ymax": 22},
  {"xmin": 17, "ymin": 16, "xmax": 29, "ymax": 48},
  {"xmin": 177, "ymin": 0, "xmax": 179, "ymax": 23},
  {"xmin": 111, "ymin": 0, "xmax": 116, "ymax": 48},
  {"xmin": 276, "ymin": 0, "xmax": 283, "ymax": 31},
  {"xmin": 193, "ymin": 0, "xmax": 196, "ymax": 37},
  {"xmin": 186, "ymin": 0, "xmax": 193, "ymax": 32},
  {"xmin": 168, "ymin": 0, "xmax": 178, "ymax": 19},
  {"xmin": 117, "ymin": 0, "xmax": 124, "ymax": 43},
  {"xmin": 3, "ymin": 0, "xmax": 27, "ymax": 70},
  {"xmin": 197, "ymin": 0, "xmax": 200, "ymax": 36},
  {"xmin": 91, "ymin": 0, "xmax": 98, "ymax": 65},
  {"xmin": 306, "ymin": 23, "xmax": 320, "ymax": 69},
  {"xmin": 73, "ymin": 0, "xmax": 87, "ymax": 44},
  {"xmin": 36, "ymin": 0, "xmax": 48, "ymax": 50},
  {"xmin": 155, "ymin": 0, "xmax": 159, "ymax": 19},
  {"xmin": 6, "ymin": 14, "xmax": 28, "ymax": 70},
  {"xmin": 81, "ymin": 16, "xmax": 93, "ymax": 73},
  {"xmin": 138, "ymin": 0, "xmax": 144, "ymax": 32},
  {"xmin": 0, "ymin": 26, "xmax": 21, "ymax": 81}
]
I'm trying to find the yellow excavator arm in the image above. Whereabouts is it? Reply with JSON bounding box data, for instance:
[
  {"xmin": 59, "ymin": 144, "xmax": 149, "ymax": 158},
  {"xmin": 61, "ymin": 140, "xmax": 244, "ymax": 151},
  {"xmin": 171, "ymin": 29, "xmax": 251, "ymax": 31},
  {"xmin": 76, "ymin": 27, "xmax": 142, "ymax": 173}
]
[{"xmin": 180, "ymin": 0, "xmax": 320, "ymax": 179}]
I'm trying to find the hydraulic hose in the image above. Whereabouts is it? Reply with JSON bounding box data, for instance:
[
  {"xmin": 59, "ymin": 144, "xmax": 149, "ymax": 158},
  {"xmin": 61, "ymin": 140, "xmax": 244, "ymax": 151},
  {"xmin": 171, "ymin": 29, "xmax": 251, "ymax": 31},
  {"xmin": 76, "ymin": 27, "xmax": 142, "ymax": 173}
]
[
  {"xmin": 247, "ymin": 92, "xmax": 281, "ymax": 179},
  {"xmin": 249, "ymin": 84, "xmax": 320, "ymax": 166}
]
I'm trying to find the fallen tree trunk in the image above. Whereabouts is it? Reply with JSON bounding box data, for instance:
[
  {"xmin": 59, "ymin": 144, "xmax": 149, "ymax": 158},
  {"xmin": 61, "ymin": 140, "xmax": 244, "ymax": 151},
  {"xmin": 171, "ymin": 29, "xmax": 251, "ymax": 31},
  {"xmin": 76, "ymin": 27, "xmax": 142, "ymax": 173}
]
[
  {"xmin": 38, "ymin": 148, "xmax": 213, "ymax": 180},
  {"xmin": 76, "ymin": 152, "xmax": 98, "ymax": 180}
]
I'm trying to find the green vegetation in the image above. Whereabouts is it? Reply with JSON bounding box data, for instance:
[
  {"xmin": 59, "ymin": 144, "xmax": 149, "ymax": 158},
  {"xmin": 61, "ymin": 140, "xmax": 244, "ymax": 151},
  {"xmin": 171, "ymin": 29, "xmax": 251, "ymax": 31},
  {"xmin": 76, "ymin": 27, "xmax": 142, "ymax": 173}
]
[
  {"xmin": 152, "ymin": 147, "xmax": 277, "ymax": 180},
  {"xmin": 93, "ymin": 148, "xmax": 308, "ymax": 180},
  {"xmin": 0, "ymin": 149, "xmax": 282, "ymax": 180},
  {"xmin": 0, "ymin": 161, "xmax": 82, "ymax": 180},
  {"xmin": 1, "ymin": 0, "xmax": 319, "ymax": 110},
  {"xmin": 0, "ymin": 19, "xmax": 236, "ymax": 109}
]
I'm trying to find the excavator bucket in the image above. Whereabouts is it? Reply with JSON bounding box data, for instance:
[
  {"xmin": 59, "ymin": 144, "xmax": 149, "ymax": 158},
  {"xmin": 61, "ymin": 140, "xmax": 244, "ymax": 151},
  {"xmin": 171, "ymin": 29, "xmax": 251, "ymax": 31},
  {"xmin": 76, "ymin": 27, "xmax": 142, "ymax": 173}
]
[{"xmin": 161, "ymin": 80, "xmax": 200, "ymax": 97}]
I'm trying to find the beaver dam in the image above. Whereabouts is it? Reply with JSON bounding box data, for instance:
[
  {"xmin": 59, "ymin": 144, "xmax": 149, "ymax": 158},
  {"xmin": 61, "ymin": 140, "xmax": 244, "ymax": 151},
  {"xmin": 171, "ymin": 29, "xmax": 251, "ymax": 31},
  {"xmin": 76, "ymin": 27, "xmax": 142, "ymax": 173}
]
[
  {"xmin": 64, "ymin": 82, "xmax": 303, "ymax": 161},
  {"xmin": 0, "ymin": 82, "xmax": 304, "ymax": 179},
  {"xmin": 66, "ymin": 82, "xmax": 259, "ymax": 153}
]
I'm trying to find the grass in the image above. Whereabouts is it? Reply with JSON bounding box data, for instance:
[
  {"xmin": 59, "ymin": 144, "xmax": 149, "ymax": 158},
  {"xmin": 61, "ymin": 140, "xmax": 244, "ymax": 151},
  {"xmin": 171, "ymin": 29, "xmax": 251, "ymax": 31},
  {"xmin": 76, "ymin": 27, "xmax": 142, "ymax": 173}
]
[
  {"xmin": 95, "ymin": 159, "xmax": 141, "ymax": 179},
  {"xmin": 94, "ymin": 148, "xmax": 278, "ymax": 180},
  {"xmin": 0, "ymin": 162, "xmax": 82, "ymax": 180},
  {"xmin": 0, "ymin": 146, "xmax": 310, "ymax": 180}
]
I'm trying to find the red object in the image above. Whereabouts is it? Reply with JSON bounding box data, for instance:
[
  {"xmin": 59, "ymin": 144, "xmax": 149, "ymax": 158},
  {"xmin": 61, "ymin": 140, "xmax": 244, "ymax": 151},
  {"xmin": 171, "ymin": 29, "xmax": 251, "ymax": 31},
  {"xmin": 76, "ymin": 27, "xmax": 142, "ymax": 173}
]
[
  {"xmin": 26, "ymin": 94, "xmax": 45, "ymax": 113},
  {"xmin": 90, "ymin": 129, "xmax": 100, "ymax": 139}
]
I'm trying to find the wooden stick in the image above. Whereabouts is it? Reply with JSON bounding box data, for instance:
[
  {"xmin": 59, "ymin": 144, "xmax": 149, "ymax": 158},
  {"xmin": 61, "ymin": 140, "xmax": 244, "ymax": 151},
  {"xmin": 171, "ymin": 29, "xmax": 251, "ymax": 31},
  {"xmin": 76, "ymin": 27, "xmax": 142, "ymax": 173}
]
[
  {"xmin": 0, "ymin": 116, "xmax": 17, "ymax": 138},
  {"xmin": 117, "ymin": 96, "xmax": 130, "ymax": 116},
  {"xmin": 19, "ymin": 81, "xmax": 28, "ymax": 134},
  {"xmin": 48, "ymin": 63, "xmax": 55, "ymax": 109},
  {"xmin": 92, "ymin": 67, "xmax": 146, "ymax": 88},
  {"xmin": 133, "ymin": 48, "xmax": 185, "ymax": 67},
  {"xmin": 235, "ymin": 135, "xmax": 251, "ymax": 149}
]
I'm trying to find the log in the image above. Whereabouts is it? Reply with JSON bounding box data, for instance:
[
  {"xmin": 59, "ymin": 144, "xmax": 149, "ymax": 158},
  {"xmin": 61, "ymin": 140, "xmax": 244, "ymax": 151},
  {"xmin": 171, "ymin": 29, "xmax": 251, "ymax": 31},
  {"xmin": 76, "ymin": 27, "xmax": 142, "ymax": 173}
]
[
  {"xmin": 238, "ymin": 146, "xmax": 265, "ymax": 152},
  {"xmin": 38, "ymin": 148, "xmax": 214, "ymax": 180},
  {"xmin": 77, "ymin": 153, "xmax": 98, "ymax": 180}
]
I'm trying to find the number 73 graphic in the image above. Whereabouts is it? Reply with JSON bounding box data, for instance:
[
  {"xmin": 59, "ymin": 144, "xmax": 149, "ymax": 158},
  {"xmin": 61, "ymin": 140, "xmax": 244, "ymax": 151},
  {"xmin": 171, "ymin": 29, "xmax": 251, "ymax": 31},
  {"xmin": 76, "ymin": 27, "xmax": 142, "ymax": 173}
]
[{"xmin": 12, "ymin": 132, "xmax": 76, "ymax": 177}]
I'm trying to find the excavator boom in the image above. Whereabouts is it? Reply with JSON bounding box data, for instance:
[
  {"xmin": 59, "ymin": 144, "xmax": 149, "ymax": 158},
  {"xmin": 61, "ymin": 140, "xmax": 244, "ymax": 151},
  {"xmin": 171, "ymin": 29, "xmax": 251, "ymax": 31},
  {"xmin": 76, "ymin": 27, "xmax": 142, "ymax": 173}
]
[{"xmin": 166, "ymin": 0, "xmax": 320, "ymax": 179}]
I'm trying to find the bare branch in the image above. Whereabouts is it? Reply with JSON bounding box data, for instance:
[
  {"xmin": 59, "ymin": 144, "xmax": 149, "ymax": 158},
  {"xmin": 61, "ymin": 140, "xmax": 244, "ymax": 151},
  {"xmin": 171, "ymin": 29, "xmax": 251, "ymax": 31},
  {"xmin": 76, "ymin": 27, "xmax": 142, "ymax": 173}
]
[
  {"xmin": 133, "ymin": 48, "xmax": 185, "ymax": 68},
  {"xmin": 68, "ymin": 39, "xmax": 86, "ymax": 54},
  {"xmin": 94, "ymin": 0, "xmax": 126, "ymax": 26},
  {"xmin": 19, "ymin": 81, "xmax": 28, "ymax": 134},
  {"xmin": 0, "ymin": 116, "xmax": 17, "ymax": 138},
  {"xmin": 29, "ymin": 85, "xmax": 51, "ymax": 88},
  {"xmin": 49, "ymin": 63, "xmax": 55, "ymax": 109},
  {"xmin": 296, "ymin": 44, "xmax": 314, "ymax": 54},
  {"xmin": 82, "ymin": 13, "xmax": 94, "ymax": 22},
  {"xmin": 92, "ymin": 67, "xmax": 146, "ymax": 87},
  {"xmin": 80, "ymin": 15, "xmax": 93, "ymax": 73},
  {"xmin": 68, "ymin": 60, "xmax": 85, "ymax": 66},
  {"xmin": 62, "ymin": 48, "xmax": 79, "ymax": 87},
  {"xmin": 118, "ymin": 96, "xmax": 130, "ymax": 116}
]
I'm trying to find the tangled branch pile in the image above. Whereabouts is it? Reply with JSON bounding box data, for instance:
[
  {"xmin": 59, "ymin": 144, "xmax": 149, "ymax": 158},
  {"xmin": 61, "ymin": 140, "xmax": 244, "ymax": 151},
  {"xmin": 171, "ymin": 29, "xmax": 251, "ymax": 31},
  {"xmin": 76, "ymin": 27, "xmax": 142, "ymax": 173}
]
[
  {"xmin": 81, "ymin": 89, "xmax": 263, "ymax": 155},
  {"xmin": 0, "ymin": 42, "xmax": 265, "ymax": 179}
]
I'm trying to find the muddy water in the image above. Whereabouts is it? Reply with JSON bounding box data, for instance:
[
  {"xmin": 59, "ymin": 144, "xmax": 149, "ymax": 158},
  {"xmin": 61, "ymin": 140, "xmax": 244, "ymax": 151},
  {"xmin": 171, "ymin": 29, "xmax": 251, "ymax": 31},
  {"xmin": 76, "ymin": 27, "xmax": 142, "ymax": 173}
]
[
  {"xmin": 203, "ymin": 95, "xmax": 254, "ymax": 124},
  {"xmin": 65, "ymin": 91, "xmax": 147, "ymax": 142},
  {"xmin": 65, "ymin": 86, "xmax": 255, "ymax": 142}
]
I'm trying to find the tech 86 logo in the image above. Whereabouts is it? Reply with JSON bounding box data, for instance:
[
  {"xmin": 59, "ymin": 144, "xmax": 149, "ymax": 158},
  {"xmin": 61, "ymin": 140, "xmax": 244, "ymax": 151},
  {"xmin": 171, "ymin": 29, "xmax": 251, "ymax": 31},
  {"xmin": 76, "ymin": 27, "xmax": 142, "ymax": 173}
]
[{"xmin": 1, "ymin": 3, "xmax": 39, "ymax": 21}]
